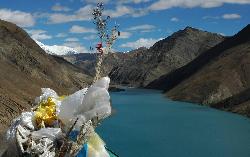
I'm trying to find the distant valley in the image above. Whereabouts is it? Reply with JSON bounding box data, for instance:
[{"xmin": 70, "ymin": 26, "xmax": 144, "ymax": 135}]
[
  {"xmin": 62, "ymin": 27, "xmax": 225, "ymax": 87},
  {"xmin": 58, "ymin": 25, "xmax": 250, "ymax": 118}
]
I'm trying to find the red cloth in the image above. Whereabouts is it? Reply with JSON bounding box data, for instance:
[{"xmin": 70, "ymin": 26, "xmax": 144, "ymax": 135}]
[
  {"xmin": 96, "ymin": 43, "xmax": 102, "ymax": 49},
  {"xmin": 96, "ymin": 43, "xmax": 103, "ymax": 55}
]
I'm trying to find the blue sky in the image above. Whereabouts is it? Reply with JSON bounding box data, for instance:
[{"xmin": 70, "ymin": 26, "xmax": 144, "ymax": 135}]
[{"xmin": 0, "ymin": 0, "xmax": 250, "ymax": 53}]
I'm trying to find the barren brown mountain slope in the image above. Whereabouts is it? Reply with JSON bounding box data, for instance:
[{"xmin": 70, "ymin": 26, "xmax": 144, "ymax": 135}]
[
  {"xmin": 65, "ymin": 27, "xmax": 224, "ymax": 87},
  {"xmin": 0, "ymin": 19, "xmax": 92, "ymax": 134},
  {"xmin": 147, "ymin": 24, "xmax": 250, "ymax": 117}
]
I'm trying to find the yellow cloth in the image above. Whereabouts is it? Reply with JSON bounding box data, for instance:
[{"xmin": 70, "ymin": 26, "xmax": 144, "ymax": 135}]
[
  {"xmin": 88, "ymin": 132, "xmax": 105, "ymax": 150},
  {"xmin": 87, "ymin": 132, "xmax": 109, "ymax": 157},
  {"xmin": 34, "ymin": 97, "xmax": 58, "ymax": 127}
]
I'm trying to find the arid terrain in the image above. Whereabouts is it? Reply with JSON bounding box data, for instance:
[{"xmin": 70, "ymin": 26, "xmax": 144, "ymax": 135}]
[{"xmin": 0, "ymin": 20, "xmax": 92, "ymax": 136}]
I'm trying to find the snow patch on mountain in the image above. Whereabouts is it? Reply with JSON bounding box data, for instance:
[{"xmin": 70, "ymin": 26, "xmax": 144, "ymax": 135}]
[{"xmin": 35, "ymin": 40, "xmax": 79, "ymax": 56}]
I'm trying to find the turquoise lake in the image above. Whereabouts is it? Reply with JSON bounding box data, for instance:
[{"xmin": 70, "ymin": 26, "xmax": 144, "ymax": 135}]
[{"xmin": 96, "ymin": 88, "xmax": 250, "ymax": 157}]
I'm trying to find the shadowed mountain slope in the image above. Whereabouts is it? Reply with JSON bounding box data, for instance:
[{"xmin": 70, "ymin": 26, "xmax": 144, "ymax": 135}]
[{"xmin": 147, "ymin": 24, "xmax": 250, "ymax": 116}]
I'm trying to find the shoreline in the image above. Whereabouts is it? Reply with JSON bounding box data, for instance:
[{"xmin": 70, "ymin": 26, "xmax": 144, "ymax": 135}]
[{"xmin": 113, "ymin": 86, "xmax": 250, "ymax": 119}]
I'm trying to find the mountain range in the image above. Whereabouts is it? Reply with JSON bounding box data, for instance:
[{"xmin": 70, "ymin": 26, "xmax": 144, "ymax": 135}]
[
  {"xmin": 61, "ymin": 25, "xmax": 250, "ymax": 117},
  {"xmin": 64, "ymin": 27, "xmax": 224, "ymax": 87}
]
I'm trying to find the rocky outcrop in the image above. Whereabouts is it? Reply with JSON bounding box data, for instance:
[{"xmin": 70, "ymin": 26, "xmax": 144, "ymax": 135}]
[
  {"xmin": 212, "ymin": 89, "xmax": 250, "ymax": 117},
  {"xmin": 0, "ymin": 19, "xmax": 92, "ymax": 132}
]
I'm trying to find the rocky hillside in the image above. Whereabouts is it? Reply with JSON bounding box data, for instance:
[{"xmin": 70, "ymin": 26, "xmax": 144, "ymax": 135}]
[
  {"xmin": 110, "ymin": 27, "xmax": 224, "ymax": 87},
  {"xmin": 67, "ymin": 27, "xmax": 224, "ymax": 87},
  {"xmin": 63, "ymin": 53, "xmax": 97, "ymax": 76},
  {"xmin": 63, "ymin": 49, "xmax": 143, "ymax": 80},
  {"xmin": 0, "ymin": 19, "xmax": 92, "ymax": 133},
  {"xmin": 148, "ymin": 24, "xmax": 250, "ymax": 116}
]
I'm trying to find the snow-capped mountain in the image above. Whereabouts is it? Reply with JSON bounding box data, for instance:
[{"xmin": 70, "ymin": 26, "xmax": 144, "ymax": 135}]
[{"xmin": 35, "ymin": 40, "xmax": 79, "ymax": 56}]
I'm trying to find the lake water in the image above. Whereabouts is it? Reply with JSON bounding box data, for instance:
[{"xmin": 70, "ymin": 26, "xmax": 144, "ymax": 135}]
[{"xmin": 96, "ymin": 88, "xmax": 250, "ymax": 157}]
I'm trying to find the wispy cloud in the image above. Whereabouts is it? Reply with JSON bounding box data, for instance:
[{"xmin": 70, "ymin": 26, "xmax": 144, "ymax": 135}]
[
  {"xmin": 84, "ymin": 0, "xmax": 150, "ymax": 4},
  {"xmin": 119, "ymin": 31, "xmax": 132, "ymax": 39},
  {"xmin": 127, "ymin": 24, "xmax": 156, "ymax": 32},
  {"xmin": 0, "ymin": 9, "xmax": 35, "ymax": 27},
  {"xmin": 47, "ymin": 5, "xmax": 93, "ymax": 24},
  {"xmin": 44, "ymin": 1, "xmax": 248, "ymax": 24},
  {"xmin": 170, "ymin": 17, "xmax": 179, "ymax": 22},
  {"xmin": 63, "ymin": 41, "xmax": 90, "ymax": 53},
  {"xmin": 83, "ymin": 34, "xmax": 97, "ymax": 40},
  {"xmin": 103, "ymin": 5, "xmax": 149, "ymax": 18},
  {"xmin": 149, "ymin": 0, "xmax": 250, "ymax": 11},
  {"xmin": 203, "ymin": 13, "xmax": 241, "ymax": 20},
  {"xmin": 69, "ymin": 25, "xmax": 96, "ymax": 33},
  {"xmin": 52, "ymin": 3, "xmax": 71, "ymax": 12},
  {"xmin": 120, "ymin": 38, "xmax": 162, "ymax": 49},
  {"xmin": 65, "ymin": 37, "xmax": 79, "ymax": 42},
  {"xmin": 27, "ymin": 29, "xmax": 52, "ymax": 40},
  {"xmin": 104, "ymin": 5, "xmax": 133, "ymax": 18},
  {"xmin": 117, "ymin": 0, "xmax": 151, "ymax": 4},
  {"xmin": 84, "ymin": 0, "xmax": 110, "ymax": 3},
  {"xmin": 42, "ymin": 3, "xmax": 148, "ymax": 24},
  {"xmin": 56, "ymin": 33, "xmax": 67, "ymax": 38},
  {"xmin": 202, "ymin": 16, "xmax": 220, "ymax": 20},
  {"xmin": 222, "ymin": 13, "xmax": 241, "ymax": 19}
]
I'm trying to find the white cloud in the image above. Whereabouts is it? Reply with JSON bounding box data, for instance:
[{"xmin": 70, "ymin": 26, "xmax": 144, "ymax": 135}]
[
  {"xmin": 47, "ymin": 5, "xmax": 93, "ymax": 24},
  {"xmin": 104, "ymin": 5, "xmax": 149, "ymax": 18},
  {"xmin": 63, "ymin": 41, "xmax": 90, "ymax": 53},
  {"xmin": 222, "ymin": 13, "xmax": 241, "ymax": 19},
  {"xmin": 27, "ymin": 29, "xmax": 52, "ymax": 40},
  {"xmin": 83, "ymin": 34, "xmax": 97, "ymax": 40},
  {"xmin": 203, "ymin": 13, "xmax": 241, "ymax": 20},
  {"xmin": 46, "ymin": 3, "xmax": 147, "ymax": 24},
  {"xmin": 47, "ymin": 14, "xmax": 74, "ymax": 24},
  {"xmin": 120, "ymin": 38, "xmax": 162, "ymax": 49},
  {"xmin": 0, "ymin": 9, "xmax": 35, "ymax": 27},
  {"xmin": 84, "ymin": 0, "xmax": 110, "ymax": 3},
  {"xmin": 119, "ymin": 31, "xmax": 132, "ymax": 39},
  {"xmin": 52, "ymin": 3, "xmax": 71, "ymax": 12},
  {"xmin": 149, "ymin": 0, "xmax": 250, "ymax": 11},
  {"xmin": 32, "ymin": 34, "xmax": 52, "ymax": 40},
  {"xmin": 170, "ymin": 17, "xmax": 179, "ymax": 22},
  {"xmin": 104, "ymin": 5, "xmax": 133, "ymax": 18},
  {"xmin": 202, "ymin": 16, "xmax": 220, "ymax": 20},
  {"xmin": 70, "ymin": 25, "xmax": 96, "ymax": 33},
  {"xmin": 127, "ymin": 24, "xmax": 156, "ymax": 32},
  {"xmin": 131, "ymin": 8, "xmax": 149, "ymax": 17},
  {"xmin": 38, "ymin": 0, "xmax": 248, "ymax": 24},
  {"xmin": 117, "ymin": 0, "xmax": 151, "ymax": 4},
  {"xmin": 65, "ymin": 38, "xmax": 79, "ymax": 42},
  {"xmin": 84, "ymin": 0, "xmax": 149, "ymax": 4},
  {"xmin": 56, "ymin": 33, "xmax": 67, "ymax": 38}
]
